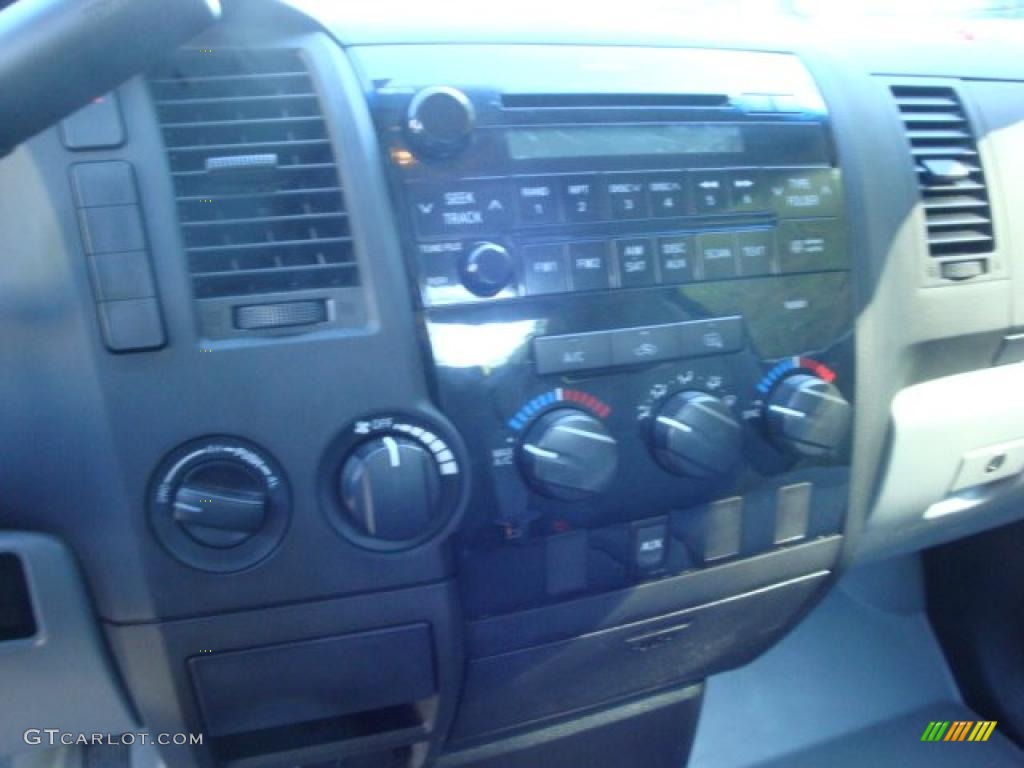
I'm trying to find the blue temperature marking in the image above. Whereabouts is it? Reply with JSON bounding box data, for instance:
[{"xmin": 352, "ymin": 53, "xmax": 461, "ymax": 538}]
[
  {"xmin": 508, "ymin": 390, "xmax": 560, "ymax": 431},
  {"xmin": 757, "ymin": 361, "xmax": 795, "ymax": 394}
]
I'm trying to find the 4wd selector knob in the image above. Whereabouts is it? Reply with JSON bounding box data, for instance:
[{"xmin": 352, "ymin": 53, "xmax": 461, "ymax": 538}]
[
  {"xmin": 460, "ymin": 242, "xmax": 514, "ymax": 297},
  {"xmin": 765, "ymin": 374, "xmax": 851, "ymax": 457},
  {"xmin": 405, "ymin": 86, "xmax": 475, "ymax": 159},
  {"xmin": 652, "ymin": 391, "xmax": 742, "ymax": 478},
  {"xmin": 520, "ymin": 408, "xmax": 618, "ymax": 501}
]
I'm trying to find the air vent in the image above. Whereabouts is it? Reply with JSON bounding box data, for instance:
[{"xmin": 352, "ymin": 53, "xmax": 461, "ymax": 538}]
[
  {"xmin": 149, "ymin": 49, "xmax": 360, "ymax": 313},
  {"xmin": 890, "ymin": 85, "xmax": 996, "ymax": 264}
]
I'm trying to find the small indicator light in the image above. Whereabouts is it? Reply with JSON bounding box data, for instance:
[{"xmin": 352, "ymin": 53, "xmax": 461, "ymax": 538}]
[{"xmin": 391, "ymin": 148, "xmax": 416, "ymax": 166}]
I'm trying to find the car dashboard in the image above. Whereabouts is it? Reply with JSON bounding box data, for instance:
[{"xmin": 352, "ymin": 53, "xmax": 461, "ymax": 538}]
[{"xmin": 2, "ymin": 3, "xmax": 1024, "ymax": 768}]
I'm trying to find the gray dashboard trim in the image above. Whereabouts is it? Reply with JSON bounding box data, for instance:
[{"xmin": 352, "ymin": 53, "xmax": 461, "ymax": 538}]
[{"xmin": 0, "ymin": 532, "xmax": 136, "ymax": 755}]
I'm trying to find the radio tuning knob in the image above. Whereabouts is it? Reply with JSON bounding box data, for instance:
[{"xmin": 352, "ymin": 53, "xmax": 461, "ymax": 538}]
[
  {"xmin": 460, "ymin": 242, "xmax": 514, "ymax": 297},
  {"xmin": 520, "ymin": 408, "xmax": 618, "ymax": 501},
  {"xmin": 764, "ymin": 374, "xmax": 851, "ymax": 457},
  {"xmin": 651, "ymin": 391, "xmax": 742, "ymax": 478},
  {"xmin": 405, "ymin": 86, "xmax": 475, "ymax": 159}
]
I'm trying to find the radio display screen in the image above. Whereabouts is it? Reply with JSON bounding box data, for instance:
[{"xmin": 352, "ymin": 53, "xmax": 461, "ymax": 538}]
[{"xmin": 506, "ymin": 124, "xmax": 744, "ymax": 160}]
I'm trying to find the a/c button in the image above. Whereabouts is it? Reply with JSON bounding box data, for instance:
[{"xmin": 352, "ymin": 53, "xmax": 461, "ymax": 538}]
[{"xmin": 534, "ymin": 332, "xmax": 611, "ymax": 375}]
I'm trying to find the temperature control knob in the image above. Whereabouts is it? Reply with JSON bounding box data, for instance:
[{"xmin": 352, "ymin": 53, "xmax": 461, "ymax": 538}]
[
  {"xmin": 460, "ymin": 242, "xmax": 514, "ymax": 297},
  {"xmin": 405, "ymin": 86, "xmax": 475, "ymax": 159},
  {"xmin": 652, "ymin": 391, "xmax": 742, "ymax": 478},
  {"xmin": 765, "ymin": 374, "xmax": 851, "ymax": 457},
  {"xmin": 520, "ymin": 408, "xmax": 618, "ymax": 501},
  {"xmin": 340, "ymin": 436, "xmax": 442, "ymax": 541}
]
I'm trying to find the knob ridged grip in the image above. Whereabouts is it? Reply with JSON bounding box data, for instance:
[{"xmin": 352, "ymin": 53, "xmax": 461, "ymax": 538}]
[
  {"xmin": 520, "ymin": 408, "xmax": 618, "ymax": 501},
  {"xmin": 652, "ymin": 391, "xmax": 742, "ymax": 478},
  {"xmin": 340, "ymin": 436, "xmax": 441, "ymax": 541},
  {"xmin": 765, "ymin": 374, "xmax": 851, "ymax": 457},
  {"xmin": 460, "ymin": 242, "xmax": 514, "ymax": 297},
  {"xmin": 405, "ymin": 86, "xmax": 475, "ymax": 158}
]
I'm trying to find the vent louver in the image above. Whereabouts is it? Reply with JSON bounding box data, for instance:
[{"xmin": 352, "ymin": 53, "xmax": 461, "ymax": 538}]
[
  {"xmin": 890, "ymin": 85, "xmax": 995, "ymax": 261},
  {"xmin": 149, "ymin": 49, "xmax": 359, "ymax": 303}
]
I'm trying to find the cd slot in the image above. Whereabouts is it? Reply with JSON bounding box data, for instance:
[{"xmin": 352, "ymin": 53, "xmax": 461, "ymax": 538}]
[{"xmin": 501, "ymin": 92, "xmax": 731, "ymax": 110}]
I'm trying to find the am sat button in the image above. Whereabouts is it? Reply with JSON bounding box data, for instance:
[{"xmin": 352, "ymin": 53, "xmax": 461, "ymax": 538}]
[
  {"xmin": 610, "ymin": 324, "xmax": 680, "ymax": 366},
  {"xmin": 615, "ymin": 239, "xmax": 656, "ymax": 288},
  {"xmin": 534, "ymin": 332, "xmax": 612, "ymax": 375}
]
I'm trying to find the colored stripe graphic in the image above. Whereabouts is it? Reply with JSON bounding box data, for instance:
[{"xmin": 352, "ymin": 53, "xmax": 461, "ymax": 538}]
[{"xmin": 922, "ymin": 720, "xmax": 997, "ymax": 742}]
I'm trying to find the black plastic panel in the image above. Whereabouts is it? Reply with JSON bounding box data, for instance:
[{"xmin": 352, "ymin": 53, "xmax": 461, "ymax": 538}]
[
  {"xmin": 0, "ymin": 554, "xmax": 36, "ymax": 641},
  {"xmin": 190, "ymin": 624, "xmax": 435, "ymax": 738},
  {"xmin": 452, "ymin": 572, "xmax": 826, "ymax": 742}
]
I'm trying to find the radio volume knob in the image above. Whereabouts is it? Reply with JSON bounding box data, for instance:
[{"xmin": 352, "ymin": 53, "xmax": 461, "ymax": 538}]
[
  {"xmin": 460, "ymin": 242, "xmax": 514, "ymax": 297},
  {"xmin": 652, "ymin": 391, "xmax": 742, "ymax": 478},
  {"xmin": 405, "ymin": 86, "xmax": 475, "ymax": 159},
  {"xmin": 520, "ymin": 408, "xmax": 618, "ymax": 501}
]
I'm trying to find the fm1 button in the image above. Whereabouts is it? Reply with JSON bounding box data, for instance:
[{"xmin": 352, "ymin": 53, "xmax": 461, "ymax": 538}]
[
  {"xmin": 523, "ymin": 244, "xmax": 569, "ymax": 295},
  {"xmin": 632, "ymin": 517, "xmax": 669, "ymax": 575},
  {"xmin": 534, "ymin": 332, "xmax": 612, "ymax": 375}
]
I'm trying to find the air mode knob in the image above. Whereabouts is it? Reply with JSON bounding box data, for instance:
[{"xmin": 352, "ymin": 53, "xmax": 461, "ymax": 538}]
[
  {"xmin": 520, "ymin": 408, "xmax": 618, "ymax": 501},
  {"xmin": 651, "ymin": 391, "xmax": 742, "ymax": 478},
  {"xmin": 765, "ymin": 374, "xmax": 851, "ymax": 457},
  {"xmin": 405, "ymin": 86, "xmax": 475, "ymax": 159},
  {"xmin": 460, "ymin": 242, "xmax": 514, "ymax": 297},
  {"xmin": 340, "ymin": 436, "xmax": 442, "ymax": 541}
]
